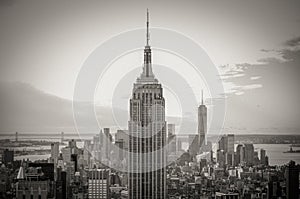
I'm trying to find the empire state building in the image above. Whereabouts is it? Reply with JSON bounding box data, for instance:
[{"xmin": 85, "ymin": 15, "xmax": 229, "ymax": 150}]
[{"xmin": 128, "ymin": 10, "xmax": 167, "ymax": 198}]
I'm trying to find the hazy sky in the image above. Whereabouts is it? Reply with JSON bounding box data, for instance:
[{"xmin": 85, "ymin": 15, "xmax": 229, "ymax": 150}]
[{"xmin": 0, "ymin": 0, "xmax": 300, "ymax": 133}]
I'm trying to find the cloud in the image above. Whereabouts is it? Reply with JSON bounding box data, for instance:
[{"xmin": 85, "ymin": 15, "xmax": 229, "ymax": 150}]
[
  {"xmin": 285, "ymin": 36, "xmax": 300, "ymax": 47},
  {"xmin": 221, "ymin": 38, "xmax": 300, "ymax": 133}
]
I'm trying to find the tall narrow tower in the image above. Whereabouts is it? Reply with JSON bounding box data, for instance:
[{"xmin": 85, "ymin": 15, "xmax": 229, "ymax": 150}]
[
  {"xmin": 198, "ymin": 90, "xmax": 207, "ymax": 147},
  {"xmin": 128, "ymin": 10, "xmax": 167, "ymax": 199}
]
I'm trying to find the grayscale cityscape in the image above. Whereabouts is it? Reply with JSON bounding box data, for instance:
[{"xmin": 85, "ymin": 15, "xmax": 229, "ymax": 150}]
[{"xmin": 0, "ymin": 1, "xmax": 300, "ymax": 199}]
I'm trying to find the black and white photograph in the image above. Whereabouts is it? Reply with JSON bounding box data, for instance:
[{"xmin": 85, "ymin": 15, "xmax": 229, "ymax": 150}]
[{"xmin": 0, "ymin": 1, "xmax": 300, "ymax": 198}]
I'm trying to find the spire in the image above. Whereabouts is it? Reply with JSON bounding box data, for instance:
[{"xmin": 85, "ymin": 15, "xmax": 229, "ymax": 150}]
[
  {"xmin": 146, "ymin": 8, "xmax": 150, "ymax": 46},
  {"xmin": 136, "ymin": 9, "xmax": 157, "ymax": 84},
  {"xmin": 201, "ymin": 89, "xmax": 204, "ymax": 105}
]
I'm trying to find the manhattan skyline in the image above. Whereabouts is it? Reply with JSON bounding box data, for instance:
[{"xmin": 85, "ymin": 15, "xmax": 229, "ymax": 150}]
[{"xmin": 0, "ymin": 0, "xmax": 300, "ymax": 134}]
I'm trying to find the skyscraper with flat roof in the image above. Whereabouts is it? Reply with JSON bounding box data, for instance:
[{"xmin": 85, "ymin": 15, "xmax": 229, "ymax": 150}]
[
  {"xmin": 285, "ymin": 160, "xmax": 299, "ymax": 199},
  {"xmin": 128, "ymin": 10, "xmax": 166, "ymax": 198}
]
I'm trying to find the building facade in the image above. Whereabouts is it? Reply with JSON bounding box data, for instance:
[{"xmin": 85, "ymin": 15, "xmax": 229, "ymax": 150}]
[{"xmin": 128, "ymin": 10, "xmax": 167, "ymax": 199}]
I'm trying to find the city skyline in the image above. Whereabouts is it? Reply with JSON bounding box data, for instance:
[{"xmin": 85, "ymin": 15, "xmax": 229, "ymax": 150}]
[
  {"xmin": 0, "ymin": 0, "xmax": 300, "ymax": 134},
  {"xmin": 0, "ymin": 2, "xmax": 300, "ymax": 199}
]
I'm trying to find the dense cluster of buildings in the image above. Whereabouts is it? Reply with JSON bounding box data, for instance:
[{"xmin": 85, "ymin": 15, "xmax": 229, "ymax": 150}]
[
  {"xmin": 0, "ymin": 11, "xmax": 299, "ymax": 199},
  {"xmin": 0, "ymin": 129, "xmax": 299, "ymax": 198}
]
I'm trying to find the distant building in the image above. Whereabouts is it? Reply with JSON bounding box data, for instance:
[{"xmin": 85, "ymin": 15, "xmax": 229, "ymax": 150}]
[
  {"xmin": 227, "ymin": 134, "xmax": 234, "ymax": 154},
  {"xmin": 103, "ymin": 128, "xmax": 112, "ymax": 161},
  {"xmin": 218, "ymin": 135, "xmax": 235, "ymax": 166},
  {"xmin": 217, "ymin": 149, "xmax": 226, "ymax": 167},
  {"xmin": 2, "ymin": 149, "xmax": 14, "ymax": 166},
  {"xmin": 260, "ymin": 149, "xmax": 266, "ymax": 165},
  {"xmin": 115, "ymin": 140, "xmax": 125, "ymax": 161},
  {"xmin": 244, "ymin": 144, "xmax": 254, "ymax": 166},
  {"xmin": 88, "ymin": 169, "xmax": 110, "ymax": 199},
  {"xmin": 167, "ymin": 124, "xmax": 177, "ymax": 155},
  {"xmin": 285, "ymin": 160, "xmax": 299, "ymax": 199},
  {"xmin": 115, "ymin": 130, "xmax": 129, "ymax": 150},
  {"xmin": 198, "ymin": 90, "xmax": 207, "ymax": 147},
  {"xmin": 50, "ymin": 142, "xmax": 59, "ymax": 164},
  {"xmin": 236, "ymin": 144, "xmax": 244, "ymax": 165}
]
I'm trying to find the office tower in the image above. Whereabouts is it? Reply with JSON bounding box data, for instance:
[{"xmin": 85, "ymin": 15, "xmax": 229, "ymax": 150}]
[
  {"xmin": 218, "ymin": 135, "xmax": 227, "ymax": 152},
  {"xmin": 61, "ymin": 146, "xmax": 72, "ymax": 163},
  {"xmin": 217, "ymin": 149, "xmax": 226, "ymax": 167},
  {"xmin": 218, "ymin": 134, "xmax": 235, "ymax": 166},
  {"xmin": 244, "ymin": 143, "xmax": 254, "ymax": 166},
  {"xmin": 2, "ymin": 149, "xmax": 14, "ymax": 166},
  {"xmin": 198, "ymin": 90, "xmax": 207, "ymax": 147},
  {"xmin": 167, "ymin": 124, "xmax": 177, "ymax": 155},
  {"xmin": 56, "ymin": 168, "xmax": 67, "ymax": 199},
  {"xmin": 236, "ymin": 144, "xmax": 244, "ymax": 165},
  {"xmin": 267, "ymin": 174, "xmax": 281, "ymax": 199},
  {"xmin": 218, "ymin": 134, "xmax": 234, "ymax": 154},
  {"xmin": 167, "ymin": 124, "xmax": 175, "ymax": 137},
  {"xmin": 103, "ymin": 128, "xmax": 112, "ymax": 161},
  {"xmin": 51, "ymin": 142, "xmax": 59, "ymax": 164},
  {"xmin": 115, "ymin": 130, "xmax": 129, "ymax": 150},
  {"xmin": 115, "ymin": 140, "xmax": 125, "ymax": 161},
  {"xmin": 71, "ymin": 154, "xmax": 78, "ymax": 172},
  {"xmin": 128, "ymin": 10, "xmax": 166, "ymax": 198},
  {"xmin": 83, "ymin": 146, "xmax": 91, "ymax": 168},
  {"xmin": 15, "ymin": 131, "xmax": 18, "ymax": 142},
  {"xmin": 226, "ymin": 134, "xmax": 234, "ymax": 166},
  {"xmin": 226, "ymin": 134, "xmax": 234, "ymax": 154},
  {"xmin": 260, "ymin": 149, "xmax": 266, "ymax": 165},
  {"xmin": 88, "ymin": 169, "xmax": 110, "ymax": 199},
  {"xmin": 285, "ymin": 160, "xmax": 299, "ymax": 199}
]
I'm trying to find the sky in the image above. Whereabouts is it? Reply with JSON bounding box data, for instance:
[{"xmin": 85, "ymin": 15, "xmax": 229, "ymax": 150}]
[{"xmin": 0, "ymin": 0, "xmax": 300, "ymax": 134}]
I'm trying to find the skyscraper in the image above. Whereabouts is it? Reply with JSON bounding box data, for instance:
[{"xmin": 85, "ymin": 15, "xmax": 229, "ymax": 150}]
[
  {"xmin": 88, "ymin": 169, "xmax": 110, "ymax": 199},
  {"xmin": 217, "ymin": 134, "xmax": 235, "ymax": 166},
  {"xmin": 103, "ymin": 128, "xmax": 112, "ymax": 161},
  {"xmin": 128, "ymin": 10, "xmax": 167, "ymax": 198},
  {"xmin": 244, "ymin": 143, "xmax": 254, "ymax": 166},
  {"xmin": 2, "ymin": 149, "xmax": 14, "ymax": 166},
  {"xmin": 285, "ymin": 160, "xmax": 299, "ymax": 199},
  {"xmin": 260, "ymin": 148, "xmax": 266, "ymax": 165},
  {"xmin": 236, "ymin": 144, "xmax": 244, "ymax": 165},
  {"xmin": 198, "ymin": 90, "xmax": 207, "ymax": 147},
  {"xmin": 167, "ymin": 124, "xmax": 176, "ymax": 155},
  {"xmin": 51, "ymin": 142, "xmax": 59, "ymax": 164}
]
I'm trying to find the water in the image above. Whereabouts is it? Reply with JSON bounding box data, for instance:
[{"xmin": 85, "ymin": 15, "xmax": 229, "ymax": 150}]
[{"xmin": 254, "ymin": 144, "xmax": 300, "ymax": 166}]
